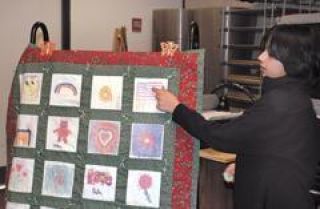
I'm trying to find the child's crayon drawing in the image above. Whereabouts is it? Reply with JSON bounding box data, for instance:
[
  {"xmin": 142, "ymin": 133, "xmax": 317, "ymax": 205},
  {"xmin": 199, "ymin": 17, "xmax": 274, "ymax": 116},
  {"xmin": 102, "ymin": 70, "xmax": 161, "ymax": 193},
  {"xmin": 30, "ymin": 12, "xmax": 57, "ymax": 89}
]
[
  {"xmin": 8, "ymin": 157, "xmax": 35, "ymax": 193},
  {"xmin": 130, "ymin": 123, "xmax": 164, "ymax": 160},
  {"xmin": 82, "ymin": 165, "xmax": 117, "ymax": 201},
  {"xmin": 49, "ymin": 74, "xmax": 82, "ymax": 107},
  {"xmin": 46, "ymin": 116, "xmax": 79, "ymax": 152},
  {"xmin": 88, "ymin": 120, "xmax": 121, "ymax": 155},
  {"xmin": 20, "ymin": 73, "xmax": 43, "ymax": 105},
  {"xmin": 126, "ymin": 170, "xmax": 161, "ymax": 208},
  {"xmin": 42, "ymin": 161, "xmax": 75, "ymax": 198},
  {"xmin": 91, "ymin": 76, "xmax": 123, "ymax": 110}
]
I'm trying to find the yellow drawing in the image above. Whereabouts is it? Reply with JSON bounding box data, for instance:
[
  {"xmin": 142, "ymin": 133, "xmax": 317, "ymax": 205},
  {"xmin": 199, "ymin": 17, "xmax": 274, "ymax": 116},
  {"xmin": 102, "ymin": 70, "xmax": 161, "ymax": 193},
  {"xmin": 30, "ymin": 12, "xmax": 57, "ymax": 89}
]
[
  {"xmin": 22, "ymin": 76, "xmax": 40, "ymax": 98},
  {"xmin": 99, "ymin": 86, "xmax": 113, "ymax": 102}
]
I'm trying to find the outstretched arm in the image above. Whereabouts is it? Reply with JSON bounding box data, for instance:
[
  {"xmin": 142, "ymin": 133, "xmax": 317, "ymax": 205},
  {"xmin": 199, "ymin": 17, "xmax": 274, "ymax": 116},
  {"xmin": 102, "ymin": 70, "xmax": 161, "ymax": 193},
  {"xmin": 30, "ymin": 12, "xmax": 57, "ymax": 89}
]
[{"xmin": 153, "ymin": 87, "xmax": 276, "ymax": 154}]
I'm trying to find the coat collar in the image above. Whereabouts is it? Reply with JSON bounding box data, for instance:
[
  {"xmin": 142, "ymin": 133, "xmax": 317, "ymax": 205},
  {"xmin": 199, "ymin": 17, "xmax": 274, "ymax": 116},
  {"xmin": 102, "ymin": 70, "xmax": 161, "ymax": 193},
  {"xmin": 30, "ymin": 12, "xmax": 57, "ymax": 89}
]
[{"xmin": 261, "ymin": 76, "xmax": 307, "ymax": 94}]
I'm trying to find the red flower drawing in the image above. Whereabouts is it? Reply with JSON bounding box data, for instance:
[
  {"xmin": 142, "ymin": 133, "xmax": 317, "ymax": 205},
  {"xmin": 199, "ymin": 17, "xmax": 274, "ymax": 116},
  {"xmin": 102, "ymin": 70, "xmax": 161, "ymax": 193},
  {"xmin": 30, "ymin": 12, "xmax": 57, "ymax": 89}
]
[{"xmin": 139, "ymin": 174, "xmax": 153, "ymax": 203}]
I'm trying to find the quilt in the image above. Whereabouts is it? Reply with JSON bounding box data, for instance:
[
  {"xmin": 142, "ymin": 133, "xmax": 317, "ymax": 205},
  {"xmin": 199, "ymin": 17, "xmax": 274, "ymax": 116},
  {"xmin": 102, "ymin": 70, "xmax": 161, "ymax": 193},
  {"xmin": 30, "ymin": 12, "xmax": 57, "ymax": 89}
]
[{"xmin": 6, "ymin": 46, "xmax": 204, "ymax": 209}]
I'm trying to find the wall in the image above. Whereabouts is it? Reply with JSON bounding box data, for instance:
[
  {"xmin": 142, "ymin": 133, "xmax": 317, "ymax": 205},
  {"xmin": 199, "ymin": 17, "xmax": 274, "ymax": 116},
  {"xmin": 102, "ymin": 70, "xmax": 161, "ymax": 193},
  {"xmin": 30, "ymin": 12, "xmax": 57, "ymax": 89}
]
[
  {"xmin": 71, "ymin": 0, "xmax": 182, "ymax": 51},
  {"xmin": 0, "ymin": 0, "xmax": 61, "ymax": 166}
]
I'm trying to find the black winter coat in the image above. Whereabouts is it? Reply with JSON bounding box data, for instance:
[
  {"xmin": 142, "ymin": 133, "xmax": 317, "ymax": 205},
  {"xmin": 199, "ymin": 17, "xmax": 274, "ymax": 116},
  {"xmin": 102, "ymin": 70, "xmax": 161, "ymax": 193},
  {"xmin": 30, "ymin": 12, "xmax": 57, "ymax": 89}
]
[{"xmin": 172, "ymin": 76, "xmax": 320, "ymax": 209}]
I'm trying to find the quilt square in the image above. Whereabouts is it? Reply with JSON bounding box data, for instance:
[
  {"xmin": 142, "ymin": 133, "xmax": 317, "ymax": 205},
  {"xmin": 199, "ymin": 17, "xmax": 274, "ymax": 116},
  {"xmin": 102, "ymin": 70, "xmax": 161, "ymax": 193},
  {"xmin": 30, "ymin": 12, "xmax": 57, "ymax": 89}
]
[
  {"xmin": 46, "ymin": 116, "xmax": 79, "ymax": 152},
  {"xmin": 88, "ymin": 120, "xmax": 121, "ymax": 155},
  {"xmin": 6, "ymin": 202, "xmax": 30, "ymax": 209},
  {"xmin": 133, "ymin": 78, "xmax": 168, "ymax": 113},
  {"xmin": 91, "ymin": 76, "xmax": 123, "ymax": 110},
  {"xmin": 49, "ymin": 74, "xmax": 82, "ymax": 107},
  {"xmin": 42, "ymin": 161, "xmax": 75, "ymax": 198},
  {"xmin": 126, "ymin": 170, "xmax": 162, "ymax": 208},
  {"xmin": 82, "ymin": 165, "xmax": 117, "ymax": 202},
  {"xmin": 14, "ymin": 114, "xmax": 38, "ymax": 148},
  {"xmin": 8, "ymin": 157, "xmax": 35, "ymax": 193},
  {"xmin": 19, "ymin": 73, "xmax": 43, "ymax": 105},
  {"xmin": 130, "ymin": 123, "xmax": 164, "ymax": 160}
]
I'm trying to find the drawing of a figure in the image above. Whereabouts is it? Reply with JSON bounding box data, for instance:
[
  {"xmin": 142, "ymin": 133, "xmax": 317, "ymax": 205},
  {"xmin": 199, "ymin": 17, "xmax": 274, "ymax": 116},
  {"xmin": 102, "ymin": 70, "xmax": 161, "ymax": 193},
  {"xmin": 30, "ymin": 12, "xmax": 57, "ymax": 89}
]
[
  {"xmin": 53, "ymin": 120, "xmax": 71, "ymax": 144},
  {"xmin": 46, "ymin": 116, "xmax": 79, "ymax": 152},
  {"xmin": 20, "ymin": 73, "xmax": 43, "ymax": 105},
  {"xmin": 22, "ymin": 75, "xmax": 40, "ymax": 98},
  {"xmin": 42, "ymin": 161, "xmax": 75, "ymax": 198}
]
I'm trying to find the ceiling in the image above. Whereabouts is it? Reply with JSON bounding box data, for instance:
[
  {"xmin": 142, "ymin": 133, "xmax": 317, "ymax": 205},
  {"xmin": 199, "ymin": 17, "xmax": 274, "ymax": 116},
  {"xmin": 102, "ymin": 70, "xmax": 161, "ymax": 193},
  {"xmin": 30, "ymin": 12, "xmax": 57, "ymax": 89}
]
[
  {"xmin": 238, "ymin": 0, "xmax": 320, "ymax": 14},
  {"xmin": 240, "ymin": 0, "xmax": 320, "ymax": 7}
]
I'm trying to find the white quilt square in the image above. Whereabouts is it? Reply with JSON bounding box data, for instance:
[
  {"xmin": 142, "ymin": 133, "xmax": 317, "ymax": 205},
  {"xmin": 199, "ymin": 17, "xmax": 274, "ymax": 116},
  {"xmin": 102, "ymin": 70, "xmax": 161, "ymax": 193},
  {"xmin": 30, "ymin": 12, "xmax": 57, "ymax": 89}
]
[
  {"xmin": 133, "ymin": 78, "xmax": 168, "ymax": 113},
  {"xmin": 20, "ymin": 73, "xmax": 43, "ymax": 105},
  {"xmin": 14, "ymin": 114, "xmax": 38, "ymax": 148},
  {"xmin": 126, "ymin": 170, "xmax": 161, "ymax": 208},
  {"xmin": 42, "ymin": 161, "xmax": 75, "ymax": 198},
  {"xmin": 8, "ymin": 157, "xmax": 35, "ymax": 193},
  {"xmin": 82, "ymin": 165, "xmax": 117, "ymax": 201},
  {"xmin": 49, "ymin": 74, "xmax": 82, "ymax": 107},
  {"xmin": 91, "ymin": 76, "xmax": 123, "ymax": 110},
  {"xmin": 88, "ymin": 120, "xmax": 121, "ymax": 155},
  {"xmin": 46, "ymin": 116, "xmax": 79, "ymax": 152},
  {"xmin": 129, "ymin": 123, "xmax": 164, "ymax": 160}
]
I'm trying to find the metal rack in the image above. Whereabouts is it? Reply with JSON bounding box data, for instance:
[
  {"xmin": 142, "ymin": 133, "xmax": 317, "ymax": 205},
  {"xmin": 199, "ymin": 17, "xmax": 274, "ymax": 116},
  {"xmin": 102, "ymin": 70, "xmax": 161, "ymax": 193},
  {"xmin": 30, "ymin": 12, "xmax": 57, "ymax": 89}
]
[
  {"xmin": 220, "ymin": 2, "xmax": 320, "ymax": 110},
  {"xmin": 220, "ymin": 6, "xmax": 265, "ymax": 109}
]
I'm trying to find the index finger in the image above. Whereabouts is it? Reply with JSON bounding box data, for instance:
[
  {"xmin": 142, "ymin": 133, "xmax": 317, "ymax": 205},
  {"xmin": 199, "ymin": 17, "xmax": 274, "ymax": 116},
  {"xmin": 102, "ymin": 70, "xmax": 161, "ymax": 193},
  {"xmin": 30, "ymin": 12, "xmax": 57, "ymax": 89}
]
[{"xmin": 152, "ymin": 87, "xmax": 160, "ymax": 93}]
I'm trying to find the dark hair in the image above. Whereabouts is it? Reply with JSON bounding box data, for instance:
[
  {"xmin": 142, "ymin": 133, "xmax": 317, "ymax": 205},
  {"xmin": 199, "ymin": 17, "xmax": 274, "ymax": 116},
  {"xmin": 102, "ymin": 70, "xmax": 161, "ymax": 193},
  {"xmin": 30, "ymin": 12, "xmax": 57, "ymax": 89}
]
[{"xmin": 260, "ymin": 24, "xmax": 318, "ymax": 80}]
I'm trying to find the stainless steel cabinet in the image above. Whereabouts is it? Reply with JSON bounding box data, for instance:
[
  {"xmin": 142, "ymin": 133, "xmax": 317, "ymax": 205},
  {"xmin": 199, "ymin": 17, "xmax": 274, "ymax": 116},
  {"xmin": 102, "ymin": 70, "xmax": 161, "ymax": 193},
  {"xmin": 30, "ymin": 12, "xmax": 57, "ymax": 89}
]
[{"xmin": 153, "ymin": 8, "xmax": 223, "ymax": 93}]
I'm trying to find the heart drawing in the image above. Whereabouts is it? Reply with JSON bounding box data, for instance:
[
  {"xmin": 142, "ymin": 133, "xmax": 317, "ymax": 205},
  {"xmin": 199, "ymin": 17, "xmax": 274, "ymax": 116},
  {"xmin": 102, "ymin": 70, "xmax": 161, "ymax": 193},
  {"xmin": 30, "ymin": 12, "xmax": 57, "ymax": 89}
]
[
  {"xmin": 97, "ymin": 129, "xmax": 113, "ymax": 147},
  {"xmin": 89, "ymin": 120, "xmax": 120, "ymax": 155}
]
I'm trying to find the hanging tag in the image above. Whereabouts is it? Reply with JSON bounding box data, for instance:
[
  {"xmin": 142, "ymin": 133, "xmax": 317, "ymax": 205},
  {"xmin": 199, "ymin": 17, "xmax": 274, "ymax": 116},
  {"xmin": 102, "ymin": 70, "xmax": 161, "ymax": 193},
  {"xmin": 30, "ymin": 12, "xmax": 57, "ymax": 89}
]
[
  {"xmin": 39, "ymin": 41, "xmax": 56, "ymax": 56},
  {"xmin": 160, "ymin": 41, "xmax": 179, "ymax": 56}
]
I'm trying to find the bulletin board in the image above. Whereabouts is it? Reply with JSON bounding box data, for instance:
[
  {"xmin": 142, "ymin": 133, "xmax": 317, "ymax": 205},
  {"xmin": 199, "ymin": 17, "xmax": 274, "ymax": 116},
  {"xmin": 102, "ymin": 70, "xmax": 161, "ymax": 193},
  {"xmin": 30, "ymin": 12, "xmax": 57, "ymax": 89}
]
[{"xmin": 6, "ymin": 47, "xmax": 204, "ymax": 209}]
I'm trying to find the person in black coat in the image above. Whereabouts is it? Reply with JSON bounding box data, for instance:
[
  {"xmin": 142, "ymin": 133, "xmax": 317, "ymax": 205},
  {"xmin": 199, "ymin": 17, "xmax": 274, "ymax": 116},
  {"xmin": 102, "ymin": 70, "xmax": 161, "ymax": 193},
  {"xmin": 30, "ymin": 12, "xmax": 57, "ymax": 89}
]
[{"xmin": 153, "ymin": 24, "xmax": 320, "ymax": 209}]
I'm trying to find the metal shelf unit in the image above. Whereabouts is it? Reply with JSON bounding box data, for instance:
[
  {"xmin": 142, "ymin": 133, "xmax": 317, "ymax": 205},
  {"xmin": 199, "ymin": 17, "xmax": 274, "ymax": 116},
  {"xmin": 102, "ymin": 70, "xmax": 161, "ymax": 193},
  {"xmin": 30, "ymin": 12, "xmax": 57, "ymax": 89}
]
[
  {"xmin": 220, "ymin": 4, "xmax": 318, "ymax": 110},
  {"xmin": 227, "ymin": 74, "xmax": 262, "ymax": 85},
  {"xmin": 221, "ymin": 6, "xmax": 266, "ymax": 109}
]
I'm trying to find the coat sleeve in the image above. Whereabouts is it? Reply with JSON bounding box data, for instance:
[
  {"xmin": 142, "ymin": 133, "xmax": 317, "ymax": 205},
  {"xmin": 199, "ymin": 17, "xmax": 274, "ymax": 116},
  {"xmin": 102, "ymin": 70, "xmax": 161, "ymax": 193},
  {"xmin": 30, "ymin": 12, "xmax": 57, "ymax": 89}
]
[{"xmin": 172, "ymin": 95, "xmax": 278, "ymax": 154}]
